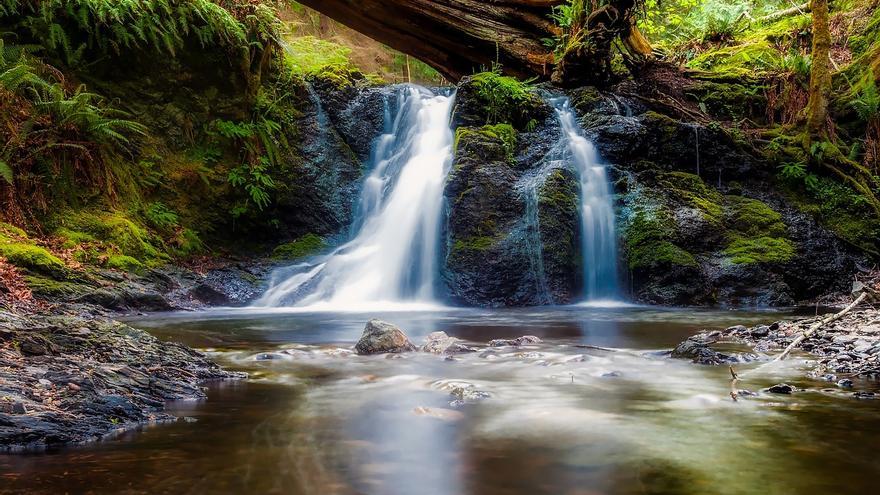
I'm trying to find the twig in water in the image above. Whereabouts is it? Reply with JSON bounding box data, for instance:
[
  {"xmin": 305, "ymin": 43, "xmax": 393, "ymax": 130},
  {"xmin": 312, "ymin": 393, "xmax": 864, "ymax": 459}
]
[{"xmin": 729, "ymin": 366, "xmax": 739, "ymax": 402}]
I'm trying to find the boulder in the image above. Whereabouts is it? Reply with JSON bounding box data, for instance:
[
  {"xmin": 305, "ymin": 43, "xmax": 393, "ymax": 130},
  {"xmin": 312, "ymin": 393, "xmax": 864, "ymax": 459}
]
[
  {"xmin": 488, "ymin": 335, "xmax": 542, "ymax": 347},
  {"xmin": 421, "ymin": 332, "xmax": 477, "ymax": 355},
  {"xmin": 355, "ymin": 319, "xmax": 417, "ymax": 355}
]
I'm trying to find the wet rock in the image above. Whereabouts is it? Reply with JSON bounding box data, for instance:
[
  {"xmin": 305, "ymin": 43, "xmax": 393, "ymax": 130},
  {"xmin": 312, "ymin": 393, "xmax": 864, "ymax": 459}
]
[
  {"xmin": 750, "ymin": 325, "xmax": 770, "ymax": 338},
  {"xmin": 412, "ymin": 406, "xmax": 464, "ymax": 422},
  {"xmin": 671, "ymin": 337, "xmax": 734, "ymax": 365},
  {"xmin": 449, "ymin": 384, "xmax": 491, "ymax": 407},
  {"xmin": 725, "ymin": 325, "xmax": 748, "ymax": 335},
  {"xmin": 421, "ymin": 332, "xmax": 477, "ymax": 355},
  {"xmin": 488, "ymin": 335, "xmax": 542, "ymax": 347},
  {"xmin": 354, "ymin": 320, "xmax": 416, "ymax": 355},
  {"xmin": 837, "ymin": 379, "xmax": 854, "ymax": 388},
  {"xmin": 11, "ymin": 402, "xmax": 27, "ymax": 414},
  {"xmin": 765, "ymin": 383, "xmax": 795, "ymax": 394},
  {"xmin": 853, "ymin": 392, "xmax": 877, "ymax": 400}
]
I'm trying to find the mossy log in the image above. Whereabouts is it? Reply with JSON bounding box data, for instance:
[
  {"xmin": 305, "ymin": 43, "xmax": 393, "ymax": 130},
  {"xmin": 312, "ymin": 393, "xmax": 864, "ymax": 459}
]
[{"xmin": 295, "ymin": 0, "xmax": 650, "ymax": 85}]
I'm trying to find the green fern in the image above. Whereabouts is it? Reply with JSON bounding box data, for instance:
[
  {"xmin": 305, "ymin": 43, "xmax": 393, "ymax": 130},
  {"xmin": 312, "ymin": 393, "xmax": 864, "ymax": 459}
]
[{"xmin": 0, "ymin": 159, "xmax": 11, "ymax": 184}]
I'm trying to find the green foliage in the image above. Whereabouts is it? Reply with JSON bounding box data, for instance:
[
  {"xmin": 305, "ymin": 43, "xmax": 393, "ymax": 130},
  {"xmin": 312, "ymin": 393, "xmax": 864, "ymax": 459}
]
[
  {"xmin": 272, "ymin": 233, "xmax": 326, "ymax": 260},
  {"xmin": 283, "ymin": 36, "xmax": 351, "ymax": 75},
  {"xmin": 144, "ymin": 202, "xmax": 179, "ymax": 230},
  {"xmin": 0, "ymin": 159, "xmax": 10, "ymax": 184},
  {"xmin": 851, "ymin": 77, "xmax": 880, "ymax": 123},
  {"xmin": 228, "ymin": 158, "xmax": 275, "ymax": 213},
  {"xmin": 0, "ymin": 0, "xmax": 278, "ymax": 60},
  {"xmin": 469, "ymin": 69, "xmax": 540, "ymax": 129}
]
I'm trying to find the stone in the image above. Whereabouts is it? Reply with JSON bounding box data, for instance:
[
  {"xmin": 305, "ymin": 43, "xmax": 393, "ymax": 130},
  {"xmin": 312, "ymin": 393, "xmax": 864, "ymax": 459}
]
[
  {"xmin": 421, "ymin": 331, "xmax": 477, "ymax": 355},
  {"xmin": 725, "ymin": 325, "xmax": 748, "ymax": 335},
  {"xmin": 837, "ymin": 379, "xmax": 854, "ymax": 388},
  {"xmin": 765, "ymin": 383, "xmax": 795, "ymax": 394},
  {"xmin": 488, "ymin": 335, "xmax": 542, "ymax": 347},
  {"xmin": 354, "ymin": 320, "xmax": 416, "ymax": 355},
  {"xmin": 832, "ymin": 335, "xmax": 858, "ymax": 345},
  {"xmin": 750, "ymin": 325, "xmax": 770, "ymax": 338},
  {"xmin": 671, "ymin": 337, "xmax": 734, "ymax": 365},
  {"xmin": 11, "ymin": 402, "xmax": 27, "ymax": 414}
]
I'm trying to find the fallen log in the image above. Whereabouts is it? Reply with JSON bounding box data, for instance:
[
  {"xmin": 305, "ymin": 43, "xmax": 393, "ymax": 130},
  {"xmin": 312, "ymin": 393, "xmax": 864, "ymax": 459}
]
[{"xmin": 758, "ymin": 3, "xmax": 811, "ymax": 24}]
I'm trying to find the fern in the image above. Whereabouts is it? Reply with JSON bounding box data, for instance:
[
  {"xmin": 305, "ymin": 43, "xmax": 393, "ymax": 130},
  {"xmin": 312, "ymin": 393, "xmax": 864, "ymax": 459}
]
[
  {"xmin": 0, "ymin": 159, "xmax": 11, "ymax": 184},
  {"xmin": 852, "ymin": 77, "xmax": 880, "ymax": 124}
]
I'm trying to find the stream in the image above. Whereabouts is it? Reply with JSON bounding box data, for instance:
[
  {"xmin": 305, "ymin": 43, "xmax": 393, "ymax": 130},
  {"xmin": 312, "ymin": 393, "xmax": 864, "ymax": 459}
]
[{"xmin": 3, "ymin": 306, "xmax": 880, "ymax": 494}]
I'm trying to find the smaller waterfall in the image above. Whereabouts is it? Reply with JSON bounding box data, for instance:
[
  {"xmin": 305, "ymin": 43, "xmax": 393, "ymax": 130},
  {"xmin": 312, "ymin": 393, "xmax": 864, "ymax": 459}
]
[
  {"xmin": 552, "ymin": 99, "xmax": 619, "ymax": 301},
  {"xmin": 254, "ymin": 86, "xmax": 455, "ymax": 310}
]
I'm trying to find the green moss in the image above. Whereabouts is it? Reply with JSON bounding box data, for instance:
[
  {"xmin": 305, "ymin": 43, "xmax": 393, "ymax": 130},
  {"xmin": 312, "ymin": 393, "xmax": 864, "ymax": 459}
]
[
  {"xmin": 106, "ymin": 255, "xmax": 145, "ymax": 273},
  {"xmin": 454, "ymin": 124, "xmax": 517, "ymax": 160},
  {"xmin": 624, "ymin": 209, "xmax": 697, "ymax": 269},
  {"xmin": 538, "ymin": 169, "xmax": 579, "ymax": 212},
  {"xmin": 0, "ymin": 222, "xmax": 28, "ymax": 240},
  {"xmin": 724, "ymin": 236, "xmax": 796, "ymax": 264},
  {"xmin": 0, "ymin": 243, "xmax": 66, "ymax": 277},
  {"xmin": 723, "ymin": 196, "xmax": 786, "ymax": 238},
  {"xmin": 272, "ymin": 234, "xmax": 326, "ymax": 260},
  {"xmin": 61, "ymin": 211, "xmax": 168, "ymax": 265},
  {"xmin": 658, "ymin": 172, "xmax": 724, "ymax": 223},
  {"xmin": 310, "ymin": 64, "xmax": 371, "ymax": 89},
  {"xmin": 468, "ymin": 70, "xmax": 542, "ymax": 129},
  {"xmin": 452, "ymin": 236, "xmax": 497, "ymax": 253},
  {"xmin": 55, "ymin": 228, "xmax": 97, "ymax": 249},
  {"xmin": 24, "ymin": 275, "xmax": 89, "ymax": 299}
]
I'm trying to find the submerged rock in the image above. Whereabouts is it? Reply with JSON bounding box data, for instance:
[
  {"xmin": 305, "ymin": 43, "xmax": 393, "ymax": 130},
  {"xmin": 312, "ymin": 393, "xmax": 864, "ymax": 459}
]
[
  {"xmin": 488, "ymin": 335, "xmax": 542, "ymax": 347},
  {"xmin": 765, "ymin": 383, "xmax": 796, "ymax": 395},
  {"xmin": 355, "ymin": 319, "xmax": 417, "ymax": 355},
  {"xmin": 671, "ymin": 336, "xmax": 734, "ymax": 365}
]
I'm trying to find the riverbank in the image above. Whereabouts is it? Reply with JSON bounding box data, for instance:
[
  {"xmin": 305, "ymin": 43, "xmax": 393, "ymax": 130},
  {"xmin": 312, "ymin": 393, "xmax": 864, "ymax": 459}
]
[
  {"xmin": 674, "ymin": 305, "xmax": 880, "ymax": 396},
  {"xmin": 0, "ymin": 258, "xmax": 267, "ymax": 452}
]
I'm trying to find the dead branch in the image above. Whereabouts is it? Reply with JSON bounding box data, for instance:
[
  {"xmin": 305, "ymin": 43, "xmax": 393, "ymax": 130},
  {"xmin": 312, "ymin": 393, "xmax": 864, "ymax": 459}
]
[
  {"xmin": 774, "ymin": 291, "xmax": 869, "ymax": 361},
  {"xmin": 759, "ymin": 3, "xmax": 811, "ymax": 24}
]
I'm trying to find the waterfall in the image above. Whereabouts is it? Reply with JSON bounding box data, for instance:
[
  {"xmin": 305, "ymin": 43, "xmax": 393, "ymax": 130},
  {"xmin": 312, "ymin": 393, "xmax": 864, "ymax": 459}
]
[
  {"xmin": 254, "ymin": 86, "xmax": 455, "ymax": 310},
  {"xmin": 552, "ymin": 98, "xmax": 619, "ymax": 301}
]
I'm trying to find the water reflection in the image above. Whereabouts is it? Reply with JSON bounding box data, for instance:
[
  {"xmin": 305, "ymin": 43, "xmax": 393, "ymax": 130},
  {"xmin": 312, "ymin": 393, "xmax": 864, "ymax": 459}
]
[{"xmin": 3, "ymin": 307, "xmax": 879, "ymax": 495}]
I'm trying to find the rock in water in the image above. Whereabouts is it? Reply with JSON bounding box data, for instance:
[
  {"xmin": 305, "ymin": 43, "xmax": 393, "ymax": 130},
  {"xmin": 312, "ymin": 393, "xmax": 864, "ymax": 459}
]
[
  {"xmin": 355, "ymin": 319, "xmax": 417, "ymax": 355},
  {"xmin": 422, "ymin": 331, "xmax": 477, "ymax": 355}
]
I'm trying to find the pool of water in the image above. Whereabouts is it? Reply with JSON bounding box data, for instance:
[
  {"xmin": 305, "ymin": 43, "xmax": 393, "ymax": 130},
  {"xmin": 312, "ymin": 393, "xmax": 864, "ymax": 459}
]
[{"xmin": 2, "ymin": 306, "xmax": 879, "ymax": 494}]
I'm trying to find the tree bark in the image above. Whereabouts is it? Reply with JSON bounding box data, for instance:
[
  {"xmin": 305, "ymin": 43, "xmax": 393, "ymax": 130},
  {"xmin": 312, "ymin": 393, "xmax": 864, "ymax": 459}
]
[
  {"xmin": 294, "ymin": 0, "xmax": 649, "ymax": 84},
  {"xmin": 806, "ymin": 0, "xmax": 831, "ymax": 137}
]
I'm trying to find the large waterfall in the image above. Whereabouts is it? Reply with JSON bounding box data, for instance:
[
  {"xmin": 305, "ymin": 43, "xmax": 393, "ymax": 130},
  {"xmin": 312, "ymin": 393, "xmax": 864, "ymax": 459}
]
[
  {"xmin": 254, "ymin": 86, "xmax": 455, "ymax": 310},
  {"xmin": 553, "ymin": 98, "xmax": 619, "ymax": 301}
]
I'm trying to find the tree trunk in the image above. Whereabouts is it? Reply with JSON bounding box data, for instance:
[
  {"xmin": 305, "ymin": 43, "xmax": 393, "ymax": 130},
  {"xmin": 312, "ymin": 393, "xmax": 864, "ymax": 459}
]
[
  {"xmin": 294, "ymin": 0, "xmax": 649, "ymax": 85},
  {"xmin": 806, "ymin": 0, "xmax": 831, "ymax": 138}
]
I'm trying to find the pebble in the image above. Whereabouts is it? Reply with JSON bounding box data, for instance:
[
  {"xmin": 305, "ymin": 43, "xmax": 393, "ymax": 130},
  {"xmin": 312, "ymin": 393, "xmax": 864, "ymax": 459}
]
[{"xmin": 750, "ymin": 326, "xmax": 770, "ymax": 338}]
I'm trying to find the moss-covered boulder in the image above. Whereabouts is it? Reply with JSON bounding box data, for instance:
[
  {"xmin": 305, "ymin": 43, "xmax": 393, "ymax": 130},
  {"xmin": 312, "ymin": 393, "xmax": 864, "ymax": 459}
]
[{"xmin": 453, "ymin": 72, "xmax": 551, "ymax": 131}]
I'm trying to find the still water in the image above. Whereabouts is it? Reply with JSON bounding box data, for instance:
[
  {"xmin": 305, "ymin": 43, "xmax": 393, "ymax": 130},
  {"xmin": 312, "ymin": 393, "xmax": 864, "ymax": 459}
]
[{"xmin": 2, "ymin": 306, "xmax": 880, "ymax": 494}]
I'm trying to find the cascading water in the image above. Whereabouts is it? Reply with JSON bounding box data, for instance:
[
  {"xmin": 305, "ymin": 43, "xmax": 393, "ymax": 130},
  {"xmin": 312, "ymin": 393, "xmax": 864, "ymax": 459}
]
[
  {"xmin": 552, "ymin": 98, "xmax": 619, "ymax": 301},
  {"xmin": 254, "ymin": 86, "xmax": 455, "ymax": 309}
]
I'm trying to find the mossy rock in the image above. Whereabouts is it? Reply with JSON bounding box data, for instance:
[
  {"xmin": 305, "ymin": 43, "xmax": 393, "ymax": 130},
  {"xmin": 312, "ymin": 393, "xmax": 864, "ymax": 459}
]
[
  {"xmin": 0, "ymin": 222, "xmax": 28, "ymax": 240},
  {"xmin": 456, "ymin": 71, "xmax": 547, "ymax": 131},
  {"xmin": 106, "ymin": 255, "xmax": 145, "ymax": 273},
  {"xmin": 724, "ymin": 236, "xmax": 796, "ymax": 264},
  {"xmin": 454, "ymin": 124, "xmax": 517, "ymax": 161},
  {"xmin": 624, "ymin": 209, "xmax": 698, "ymax": 269},
  {"xmin": 272, "ymin": 234, "xmax": 326, "ymax": 261},
  {"xmin": 658, "ymin": 172, "xmax": 723, "ymax": 224},
  {"xmin": 60, "ymin": 211, "xmax": 168, "ymax": 265},
  {"xmin": 24, "ymin": 275, "xmax": 90, "ymax": 299},
  {"xmin": 0, "ymin": 242, "xmax": 66, "ymax": 278},
  {"xmin": 723, "ymin": 196, "xmax": 786, "ymax": 239}
]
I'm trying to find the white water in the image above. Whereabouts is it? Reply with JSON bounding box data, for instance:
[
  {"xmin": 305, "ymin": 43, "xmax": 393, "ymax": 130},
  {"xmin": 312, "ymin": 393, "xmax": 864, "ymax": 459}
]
[
  {"xmin": 553, "ymin": 99, "xmax": 619, "ymax": 300},
  {"xmin": 254, "ymin": 86, "xmax": 455, "ymax": 309}
]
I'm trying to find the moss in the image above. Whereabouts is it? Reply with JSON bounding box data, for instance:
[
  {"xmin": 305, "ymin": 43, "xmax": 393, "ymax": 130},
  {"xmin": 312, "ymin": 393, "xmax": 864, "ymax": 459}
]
[
  {"xmin": 624, "ymin": 209, "xmax": 697, "ymax": 269},
  {"xmin": 0, "ymin": 243, "xmax": 66, "ymax": 277},
  {"xmin": 452, "ymin": 236, "xmax": 497, "ymax": 253},
  {"xmin": 658, "ymin": 172, "xmax": 724, "ymax": 223},
  {"xmin": 272, "ymin": 233, "xmax": 326, "ymax": 260},
  {"xmin": 60, "ymin": 211, "xmax": 168, "ymax": 265},
  {"xmin": 310, "ymin": 64, "xmax": 370, "ymax": 89},
  {"xmin": 0, "ymin": 222, "xmax": 28, "ymax": 240},
  {"xmin": 454, "ymin": 124, "xmax": 517, "ymax": 160},
  {"xmin": 55, "ymin": 228, "xmax": 98, "ymax": 249},
  {"xmin": 468, "ymin": 70, "xmax": 542, "ymax": 129},
  {"xmin": 24, "ymin": 275, "xmax": 89, "ymax": 299},
  {"xmin": 538, "ymin": 169, "xmax": 579, "ymax": 212},
  {"xmin": 724, "ymin": 236, "xmax": 796, "ymax": 264},
  {"xmin": 686, "ymin": 81, "xmax": 767, "ymax": 121},
  {"xmin": 723, "ymin": 196, "xmax": 786, "ymax": 238},
  {"xmin": 106, "ymin": 255, "xmax": 145, "ymax": 273}
]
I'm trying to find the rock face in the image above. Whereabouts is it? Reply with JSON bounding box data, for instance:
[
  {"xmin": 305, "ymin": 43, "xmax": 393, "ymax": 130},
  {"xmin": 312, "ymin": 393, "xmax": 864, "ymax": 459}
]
[
  {"xmin": 443, "ymin": 77, "xmax": 582, "ymax": 306},
  {"xmin": 355, "ymin": 320, "xmax": 417, "ymax": 355}
]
